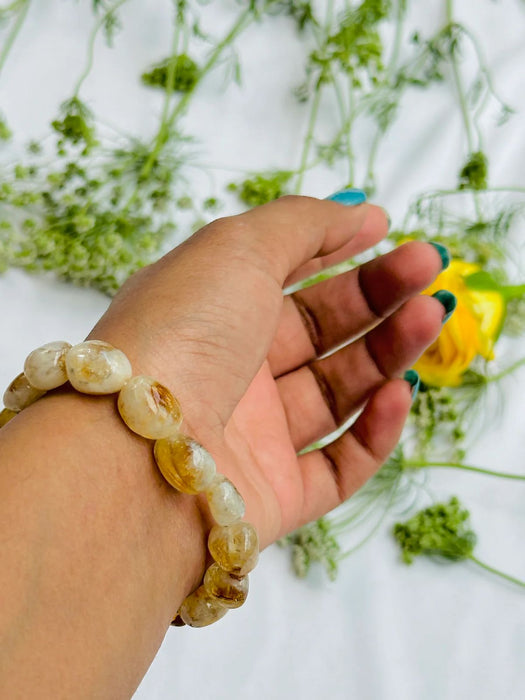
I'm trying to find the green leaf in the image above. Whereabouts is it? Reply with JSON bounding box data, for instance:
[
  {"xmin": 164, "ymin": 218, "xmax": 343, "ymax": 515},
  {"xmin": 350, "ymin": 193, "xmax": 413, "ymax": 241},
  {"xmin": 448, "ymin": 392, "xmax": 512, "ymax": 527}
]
[
  {"xmin": 464, "ymin": 270, "xmax": 500, "ymax": 292},
  {"xmin": 465, "ymin": 271, "xmax": 525, "ymax": 300}
]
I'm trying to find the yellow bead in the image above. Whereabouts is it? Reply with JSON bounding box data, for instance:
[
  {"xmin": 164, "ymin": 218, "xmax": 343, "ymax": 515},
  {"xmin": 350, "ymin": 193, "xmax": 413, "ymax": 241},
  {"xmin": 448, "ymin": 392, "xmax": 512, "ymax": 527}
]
[
  {"xmin": 118, "ymin": 375, "xmax": 182, "ymax": 439},
  {"xmin": 203, "ymin": 563, "xmax": 249, "ymax": 609},
  {"xmin": 178, "ymin": 586, "xmax": 228, "ymax": 628},
  {"xmin": 0, "ymin": 407, "xmax": 17, "ymax": 428},
  {"xmin": 154, "ymin": 434, "xmax": 216, "ymax": 494},
  {"xmin": 206, "ymin": 475, "xmax": 245, "ymax": 525},
  {"xmin": 3, "ymin": 372, "xmax": 46, "ymax": 412},
  {"xmin": 66, "ymin": 340, "xmax": 132, "ymax": 394},
  {"xmin": 208, "ymin": 521, "xmax": 259, "ymax": 576},
  {"xmin": 24, "ymin": 341, "xmax": 71, "ymax": 390}
]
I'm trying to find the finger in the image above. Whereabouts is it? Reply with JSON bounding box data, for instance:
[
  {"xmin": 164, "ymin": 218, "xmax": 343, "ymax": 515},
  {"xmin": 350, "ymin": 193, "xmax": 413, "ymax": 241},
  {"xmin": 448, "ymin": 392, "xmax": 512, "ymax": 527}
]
[
  {"xmin": 277, "ymin": 293, "xmax": 445, "ymax": 451},
  {"xmin": 296, "ymin": 379, "xmax": 412, "ymax": 525},
  {"xmin": 269, "ymin": 241, "xmax": 445, "ymax": 377},
  {"xmin": 232, "ymin": 194, "xmax": 370, "ymax": 285},
  {"xmin": 283, "ymin": 205, "xmax": 389, "ymax": 288}
]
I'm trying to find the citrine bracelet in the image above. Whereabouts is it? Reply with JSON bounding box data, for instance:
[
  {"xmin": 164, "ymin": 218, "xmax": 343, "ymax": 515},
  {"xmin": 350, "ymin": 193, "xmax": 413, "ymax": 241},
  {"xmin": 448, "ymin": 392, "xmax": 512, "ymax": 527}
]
[{"xmin": 0, "ymin": 340, "xmax": 259, "ymax": 628}]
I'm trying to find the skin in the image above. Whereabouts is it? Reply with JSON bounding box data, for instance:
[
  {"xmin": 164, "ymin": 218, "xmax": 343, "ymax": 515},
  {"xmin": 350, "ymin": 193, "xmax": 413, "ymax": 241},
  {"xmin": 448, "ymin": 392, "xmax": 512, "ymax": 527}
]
[{"xmin": 0, "ymin": 196, "xmax": 449, "ymax": 698}]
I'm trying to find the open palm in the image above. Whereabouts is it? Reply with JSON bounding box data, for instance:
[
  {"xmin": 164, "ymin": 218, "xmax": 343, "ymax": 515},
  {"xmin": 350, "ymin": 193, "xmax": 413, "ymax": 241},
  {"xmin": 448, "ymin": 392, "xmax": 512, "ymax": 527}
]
[{"xmin": 92, "ymin": 196, "xmax": 447, "ymax": 549}]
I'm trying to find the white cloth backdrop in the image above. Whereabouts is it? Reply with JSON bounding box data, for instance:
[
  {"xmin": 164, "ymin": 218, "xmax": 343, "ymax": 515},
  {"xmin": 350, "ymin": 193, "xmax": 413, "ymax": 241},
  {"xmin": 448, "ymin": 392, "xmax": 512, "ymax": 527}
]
[{"xmin": 1, "ymin": 2, "xmax": 525, "ymax": 698}]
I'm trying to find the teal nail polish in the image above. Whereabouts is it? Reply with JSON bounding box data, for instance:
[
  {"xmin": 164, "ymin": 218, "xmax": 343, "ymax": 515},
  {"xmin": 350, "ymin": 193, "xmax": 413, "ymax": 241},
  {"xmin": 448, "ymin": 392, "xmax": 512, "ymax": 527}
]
[
  {"xmin": 429, "ymin": 242, "xmax": 450, "ymax": 270},
  {"xmin": 326, "ymin": 188, "xmax": 367, "ymax": 206},
  {"xmin": 432, "ymin": 290, "xmax": 457, "ymax": 323},
  {"xmin": 403, "ymin": 370, "xmax": 420, "ymax": 401}
]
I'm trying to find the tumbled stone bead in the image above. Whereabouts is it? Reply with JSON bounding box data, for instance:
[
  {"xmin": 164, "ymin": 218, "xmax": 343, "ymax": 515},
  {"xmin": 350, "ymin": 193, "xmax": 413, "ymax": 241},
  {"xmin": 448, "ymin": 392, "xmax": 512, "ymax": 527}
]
[
  {"xmin": 118, "ymin": 375, "xmax": 182, "ymax": 439},
  {"xmin": 206, "ymin": 474, "xmax": 245, "ymax": 526},
  {"xmin": 208, "ymin": 521, "xmax": 259, "ymax": 576},
  {"xmin": 154, "ymin": 434, "xmax": 216, "ymax": 494},
  {"xmin": 178, "ymin": 585, "xmax": 228, "ymax": 628},
  {"xmin": 66, "ymin": 340, "xmax": 132, "ymax": 394},
  {"xmin": 3, "ymin": 372, "xmax": 46, "ymax": 412},
  {"xmin": 203, "ymin": 563, "xmax": 249, "ymax": 609},
  {"xmin": 0, "ymin": 407, "xmax": 17, "ymax": 427},
  {"xmin": 24, "ymin": 341, "xmax": 72, "ymax": 390}
]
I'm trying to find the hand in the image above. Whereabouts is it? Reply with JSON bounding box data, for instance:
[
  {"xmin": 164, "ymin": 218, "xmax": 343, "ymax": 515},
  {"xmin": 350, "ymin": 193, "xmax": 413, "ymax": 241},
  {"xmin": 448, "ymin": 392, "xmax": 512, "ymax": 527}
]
[{"xmin": 91, "ymin": 195, "xmax": 447, "ymax": 549}]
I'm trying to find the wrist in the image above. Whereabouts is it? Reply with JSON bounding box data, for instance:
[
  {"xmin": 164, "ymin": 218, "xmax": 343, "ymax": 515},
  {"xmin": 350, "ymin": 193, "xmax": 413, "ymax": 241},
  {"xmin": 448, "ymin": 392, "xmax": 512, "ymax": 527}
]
[
  {"xmin": 3, "ymin": 389, "xmax": 208, "ymax": 615},
  {"xmin": 2, "ymin": 335, "xmax": 260, "ymax": 632}
]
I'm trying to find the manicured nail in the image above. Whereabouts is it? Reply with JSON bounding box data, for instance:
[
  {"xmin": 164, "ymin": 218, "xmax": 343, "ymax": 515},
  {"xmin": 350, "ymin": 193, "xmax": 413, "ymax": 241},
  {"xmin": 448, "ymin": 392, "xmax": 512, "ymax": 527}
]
[
  {"xmin": 403, "ymin": 370, "xmax": 420, "ymax": 401},
  {"xmin": 326, "ymin": 188, "xmax": 367, "ymax": 206},
  {"xmin": 432, "ymin": 290, "xmax": 457, "ymax": 323},
  {"xmin": 429, "ymin": 242, "xmax": 450, "ymax": 270}
]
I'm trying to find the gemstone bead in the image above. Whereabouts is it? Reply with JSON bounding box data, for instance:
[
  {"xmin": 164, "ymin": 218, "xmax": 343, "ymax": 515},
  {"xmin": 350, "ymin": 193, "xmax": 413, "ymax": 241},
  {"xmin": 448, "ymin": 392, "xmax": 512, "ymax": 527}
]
[
  {"xmin": 118, "ymin": 375, "xmax": 182, "ymax": 439},
  {"xmin": 208, "ymin": 521, "xmax": 259, "ymax": 576},
  {"xmin": 3, "ymin": 372, "xmax": 46, "ymax": 412},
  {"xmin": 178, "ymin": 586, "xmax": 228, "ymax": 628},
  {"xmin": 0, "ymin": 407, "xmax": 17, "ymax": 427},
  {"xmin": 66, "ymin": 340, "xmax": 132, "ymax": 394},
  {"xmin": 24, "ymin": 341, "xmax": 72, "ymax": 390},
  {"xmin": 206, "ymin": 475, "xmax": 245, "ymax": 526},
  {"xmin": 203, "ymin": 563, "xmax": 249, "ymax": 609},
  {"xmin": 154, "ymin": 435, "xmax": 216, "ymax": 494}
]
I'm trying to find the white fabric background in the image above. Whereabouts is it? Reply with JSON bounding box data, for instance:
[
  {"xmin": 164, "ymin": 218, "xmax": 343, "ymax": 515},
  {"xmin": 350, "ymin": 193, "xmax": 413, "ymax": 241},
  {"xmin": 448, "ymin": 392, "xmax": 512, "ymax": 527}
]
[{"xmin": 1, "ymin": 2, "xmax": 525, "ymax": 698}]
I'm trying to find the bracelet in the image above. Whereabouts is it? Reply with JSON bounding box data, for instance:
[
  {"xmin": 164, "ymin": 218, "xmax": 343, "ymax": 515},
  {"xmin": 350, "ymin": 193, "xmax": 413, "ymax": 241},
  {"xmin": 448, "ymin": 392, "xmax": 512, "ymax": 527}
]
[{"xmin": 0, "ymin": 340, "xmax": 259, "ymax": 628}]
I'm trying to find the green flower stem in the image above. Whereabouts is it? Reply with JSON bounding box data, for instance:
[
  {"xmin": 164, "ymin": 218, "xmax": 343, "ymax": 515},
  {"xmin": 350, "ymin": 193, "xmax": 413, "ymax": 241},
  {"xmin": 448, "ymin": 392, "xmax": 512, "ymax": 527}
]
[
  {"xmin": 486, "ymin": 356, "xmax": 525, "ymax": 382},
  {"xmin": 139, "ymin": 4, "xmax": 255, "ymax": 182},
  {"xmin": 365, "ymin": 130, "xmax": 381, "ymax": 193},
  {"xmin": 294, "ymin": 0, "xmax": 335, "ymax": 194},
  {"xmin": 445, "ymin": 0, "xmax": 483, "ymax": 219},
  {"xmin": 402, "ymin": 185, "xmax": 525, "ymax": 231},
  {"xmin": 0, "ymin": 0, "xmax": 30, "ymax": 77},
  {"xmin": 446, "ymin": 10, "xmax": 475, "ymax": 153},
  {"xmin": 294, "ymin": 81, "xmax": 323, "ymax": 194},
  {"xmin": 294, "ymin": 0, "xmax": 334, "ymax": 194},
  {"xmin": 330, "ymin": 499, "xmax": 380, "ymax": 534},
  {"xmin": 461, "ymin": 24, "xmax": 510, "ymax": 142},
  {"xmin": 407, "ymin": 461, "xmax": 525, "ymax": 481},
  {"xmin": 415, "ymin": 186, "xmax": 525, "ymax": 202},
  {"xmin": 330, "ymin": 71, "xmax": 355, "ymax": 185},
  {"xmin": 72, "ymin": 0, "xmax": 131, "ymax": 98},
  {"xmin": 469, "ymin": 555, "xmax": 525, "ymax": 588},
  {"xmin": 338, "ymin": 475, "xmax": 402, "ymax": 559},
  {"xmin": 389, "ymin": 0, "xmax": 405, "ymax": 70},
  {"xmin": 140, "ymin": 10, "xmax": 182, "ymax": 183},
  {"xmin": 165, "ymin": 6, "xmax": 255, "ymax": 130},
  {"xmin": 365, "ymin": 0, "xmax": 406, "ymax": 191},
  {"xmin": 342, "ymin": 0, "xmax": 356, "ymax": 186}
]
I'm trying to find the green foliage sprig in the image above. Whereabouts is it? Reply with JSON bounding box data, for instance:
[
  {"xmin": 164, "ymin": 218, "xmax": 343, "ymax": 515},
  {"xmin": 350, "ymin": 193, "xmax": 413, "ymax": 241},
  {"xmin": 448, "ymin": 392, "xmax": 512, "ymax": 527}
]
[
  {"xmin": 141, "ymin": 55, "xmax": 200, "ymax": 93},
  {"xmin": 394, "ymin": 498, "xmax": 525, "ymax": 587},
  {"xmin": 227, "ymin": 171, "xmax": 293, "ymax": 207}
]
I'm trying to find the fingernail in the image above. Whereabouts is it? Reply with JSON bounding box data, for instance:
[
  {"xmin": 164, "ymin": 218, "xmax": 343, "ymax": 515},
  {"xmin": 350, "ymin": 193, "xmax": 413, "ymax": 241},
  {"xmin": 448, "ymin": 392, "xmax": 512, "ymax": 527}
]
[
  {"xmin": 429, "ymin": 242, "xmax": 450, "ymax": 270},
  {"xmin": 326, "ymin": 188, "xmax": 367, "ymax": 206},
  {"xmin": 403, "ymin": 370, "xmax": 420, "ymax": 401},
  {"xmin": 432, "ymin": 290, "xmax": 457, "ymax": 323}
]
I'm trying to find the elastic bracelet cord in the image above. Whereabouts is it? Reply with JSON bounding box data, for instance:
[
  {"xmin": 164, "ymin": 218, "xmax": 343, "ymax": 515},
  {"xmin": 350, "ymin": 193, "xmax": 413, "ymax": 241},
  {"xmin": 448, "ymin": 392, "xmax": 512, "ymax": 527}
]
[{"xmin": 0, "ymin": 340, "xmax": 259, "ymax": 628}]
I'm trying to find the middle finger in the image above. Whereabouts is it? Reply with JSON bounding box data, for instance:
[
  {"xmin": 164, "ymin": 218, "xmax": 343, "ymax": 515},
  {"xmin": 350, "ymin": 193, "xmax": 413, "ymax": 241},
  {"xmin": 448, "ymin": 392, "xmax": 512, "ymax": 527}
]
[
  {"xmin": 268, "ymin": 241, "xmax": 447, "ymax": 377},
  {"xmin": 276, "ymin": 293, "xmax": 448, "ymax": 452}
]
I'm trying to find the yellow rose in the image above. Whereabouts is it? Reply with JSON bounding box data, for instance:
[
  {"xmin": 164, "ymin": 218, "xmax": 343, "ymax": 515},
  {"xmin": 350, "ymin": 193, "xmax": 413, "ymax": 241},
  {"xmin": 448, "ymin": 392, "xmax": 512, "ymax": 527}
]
[{"xmin": 413, "ymin": 260, "xmax": 505, "ymax": 387}]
